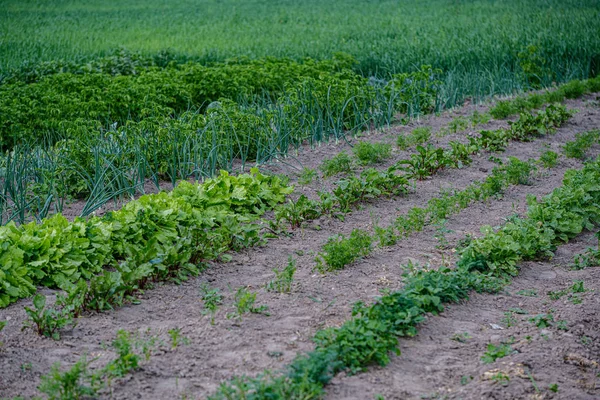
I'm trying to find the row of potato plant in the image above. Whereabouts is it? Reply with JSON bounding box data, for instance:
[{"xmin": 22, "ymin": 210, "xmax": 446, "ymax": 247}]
[
  {"xmin": 209, "ymin": 155, "xmax": 600, "ymax": 400},
  {"xmin": 0, "ymin": 169, "xmax": 292, "ymax": 308}
]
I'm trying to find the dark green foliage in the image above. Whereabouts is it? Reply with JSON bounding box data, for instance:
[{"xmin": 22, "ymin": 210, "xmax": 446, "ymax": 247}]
[{"xmin": 474, "ymin": 129, "xmax": 511, "ymax": 152}]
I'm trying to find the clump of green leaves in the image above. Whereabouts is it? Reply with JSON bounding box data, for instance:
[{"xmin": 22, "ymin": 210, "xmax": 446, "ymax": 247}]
[
  {"xmin": 481, "ymin": 343, "xmax": 514, "ymax": 364},
  {"xmin": 320, "ymin": 151, "xmax": 355, "ymax": 177},
  {"xmin": 266, "ymin": 256, "xmax": 297, "ymax": 294},
  {"xmin": 352, "ymin": 141, "xmax": 392, "ymax": 165},
  {"xmin": 572, "ymin": 243, "xmax": 600, "ymax": 270},
  {"xmin": 38, "ymin": 356, "xmax": 96, "ymax": 400},
  {"xmin": 470, "ymin": 111, "xmax": 491, "ymax": 126},
  {"xmin": 275, "ymin": 195, "xmax": 321, "ymax": 229},
  {"xmin": 529, "ymin": 313, "xmax": 554, "ymax": 329},
  {"xmin": 168, "ymin": 328, "xmax": 190, "ymax": 349},
  {"xmin": 229, "ymin": 287, "xmax": 269, "ymax": 319},
  {"xmin": 439, "ymin": 116, "xmax": 470, "ymax": 136},
  {"xmin": 562, "ymin": 130, "xmax": 600, "ymax": 159},
  {"xmin": 200, "ymin": 284, "xmax": 224, "ymax": 325},
  {"xmin": 103, "ymin": 330, "xmax": 145, "ymax": 377},
  {"xmin": 397, "ymin": 126, "xmax": 431, "ymax": 149},
  {"xmin": 451, "ymin": 332, "xmax": 471, "ymax": 343},
  {"xmin": 397, "ymin": 144, "xmax": 450, "ymax": 180},
  {"xmin": 539, "ymin": 150, "xmax": 559, "ymax": 168},
  {"xmin": 23, "ymin": 294, "xmax": 76, "ymax": 340},
  {"xmin": 315, "ymin": 229, "xmax": 373, "ymax": 272},
  {"xmin": 298, "ymin": 167, "xmax": 317, "ymax": 186}
]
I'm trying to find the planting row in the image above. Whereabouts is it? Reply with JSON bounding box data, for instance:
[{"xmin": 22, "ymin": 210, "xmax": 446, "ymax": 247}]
[
  {"xmin": 276, "ymin": 104, "xmax": 573, "ymax": 231},
  {"xmin": 0, "ymin": 170, "xmax": 292, "ymax": 308},
  {"xmin": 209, "ymin": 155, "xmax": 600, "ymax": 400}
]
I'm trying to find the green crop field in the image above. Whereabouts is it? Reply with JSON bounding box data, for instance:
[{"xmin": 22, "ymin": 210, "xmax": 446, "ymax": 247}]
[
  {"xmin": 2, "ymin": 0, "xmax": 600, "ymax": 82},
  {"xmin": 2, "ymin": 3, "xmax": 600, "ymax": 398}
]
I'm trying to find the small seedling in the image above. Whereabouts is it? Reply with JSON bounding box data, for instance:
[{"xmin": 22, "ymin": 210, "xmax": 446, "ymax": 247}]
[
  {"xmin": 460, "ymin": 375, "xmax": 473, "ymax": 385},
  {"xmin": 0, "ymin": 320, "xmax": 5, "ymax": 347},
  {"xmin": 320, "ymin": 152, "xmax": 355, "ymax": 177},
  {"xmin": 470, "ymin": 111, "xmax": 491, "ymax": 126},
  {"xmin": 433, "ymin": 219, "xmax": 453, "ymax": 249},
  {"xmin": 581, "ymin": 336, "xmax": 592, "ymax": 346},
  {"xmin": 21, "ymin": 362, "xmax": 33, "ymax": 371},
  {"xmin": 298, "ymin": 167, "xmax": 317, "ymax": 185},
  {"xmin": 397, "ymin": 126, "xmax": 431, "ymax": 149},
  {"xmin": 38, "ymin": 357, "xmax": 97, "ymax": 400},
  {"xmin": 548, "ymin": 383, "xmax": 559, "ymax": 393},
  {"xmin": 23, "ymin": 294, "xmax": 75, "ymax": 340},
  {"xmin": 229, "ymin": 287, "xmax": 269, "ymax": 320},
  {"xmin": 502, "ymin": 312, "xmax": 518, "ymax": 328},
  {"xmin": 528, "ymin": 313, "xmax": 554, "ymax": 329},
  {"xmin": 507, "ymin": 307, "xmax": 528, "ymax": 315},
  {"xmin": 104, "ymin": 330, "xmax": 142, "ymax": 377},
  {"xmin": 451, "ymin": 332, "xmax": 471, "ymax": 343},
  {"xmin": 352, "ymin": 141, "xmax": 392, "ymax": 165},
  {"xmin": 168, "ymin": 328, "xmax": 190, "ymax": 349},
  {"xmin": 481, "ymin": 343, "xmax": 514, "ymax": 364},
  {"xmin": 491, "ymin": 371, "xmax": 510, "ymax": 386},
  {"xmin": 516, "ymin": 289, "xmax": 537, "ymax": 297},
  {"xmin": 556, "ymin": 320, "xmax": 568, "ymax": 331},
  {"xmin": 266, "ymin": 256, "xmax": 297, "ymax": 294},
  {"xmin": 200, "ymin": 284, "xmax": 223, "ymax": 325}
]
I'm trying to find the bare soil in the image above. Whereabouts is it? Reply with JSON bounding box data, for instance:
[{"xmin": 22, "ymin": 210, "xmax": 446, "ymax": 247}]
[{"xmin": 1, "ymin": 94, "xmax": 599, "ymax": 400}]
